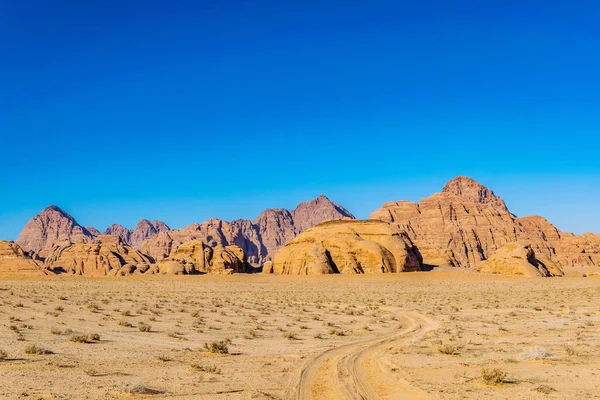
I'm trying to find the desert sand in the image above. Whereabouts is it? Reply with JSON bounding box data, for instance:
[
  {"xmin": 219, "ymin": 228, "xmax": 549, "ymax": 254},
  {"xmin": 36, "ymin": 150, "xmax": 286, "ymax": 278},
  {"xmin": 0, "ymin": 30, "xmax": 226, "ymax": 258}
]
[{"xmin": 1, "ymin": 271, "xmax": 599, "ymax": 399}]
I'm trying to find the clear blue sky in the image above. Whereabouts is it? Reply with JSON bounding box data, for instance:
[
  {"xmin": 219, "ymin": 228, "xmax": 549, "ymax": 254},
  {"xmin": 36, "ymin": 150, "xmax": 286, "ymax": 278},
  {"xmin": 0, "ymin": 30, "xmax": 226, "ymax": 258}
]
[{"xmin": 1, "ymin": 0, "xmax": 599, "ymax": 240}]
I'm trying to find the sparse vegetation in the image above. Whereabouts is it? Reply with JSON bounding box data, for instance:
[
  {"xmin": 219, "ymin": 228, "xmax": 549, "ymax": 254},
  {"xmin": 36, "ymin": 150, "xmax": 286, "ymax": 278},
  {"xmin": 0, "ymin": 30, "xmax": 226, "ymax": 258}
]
[
  {"xmin": 24, "ymin": 344, "xmax": 53, "ymax": 355},
  {"xmin": 138, "ymin": 322, "xmax": 152, "ymax": 332},
  {"xmin": 437, "ymin": 343, "xmax": 465, "ymax": 355},
  {"xmin": 203, "ymin": 339, "xmax": 230, "ymax": 354},
  {"xmin": 481, "ymin": 368, "xmax": 507, "ymax": 386}
]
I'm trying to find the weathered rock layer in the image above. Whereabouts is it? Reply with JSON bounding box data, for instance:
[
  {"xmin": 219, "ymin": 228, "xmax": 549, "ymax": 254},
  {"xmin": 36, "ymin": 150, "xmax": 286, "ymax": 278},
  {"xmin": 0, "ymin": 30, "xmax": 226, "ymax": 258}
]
[
  {"xmin": 45, "ymin": 235, "xmax": 153, "ymax": 276},
  {"xmin": 16, "ymin": 206, "xmax": 96, "ymax": 258},
  {"xmin": 370, "ymin": 176, "xmax": 600, "ymax": 270},
  {"xmin": 477, "ymin": 243, "xmax": 563, "ymax": 277},
  {"xmin": 0, "ymin": 241, "xmax": 41, "ymax": 274},
  {"xmin": 271, "ymin": 220, "xmax": 422, "ymax": 275},
  {"xmin": 140, "ymin": 195, "xmax": 355, "ymax": 265}
]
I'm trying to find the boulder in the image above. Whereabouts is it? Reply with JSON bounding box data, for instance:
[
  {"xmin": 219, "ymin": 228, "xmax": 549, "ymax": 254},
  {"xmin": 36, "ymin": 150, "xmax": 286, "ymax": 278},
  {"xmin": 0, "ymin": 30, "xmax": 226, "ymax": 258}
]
[
  {"xmin": 477, "ymin": 243, "xmax": 564, "ymax": 277},
  {"xmin": 272, "ymin": 220, "xmax": 422, "ymax": 275}
]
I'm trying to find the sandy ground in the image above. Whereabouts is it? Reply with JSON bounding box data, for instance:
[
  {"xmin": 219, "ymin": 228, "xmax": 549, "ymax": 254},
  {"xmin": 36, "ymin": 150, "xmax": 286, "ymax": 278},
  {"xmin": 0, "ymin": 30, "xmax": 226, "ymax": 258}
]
[{"xmin": 1, "ymin": 272, "xmax": 599, "ymax": 399}]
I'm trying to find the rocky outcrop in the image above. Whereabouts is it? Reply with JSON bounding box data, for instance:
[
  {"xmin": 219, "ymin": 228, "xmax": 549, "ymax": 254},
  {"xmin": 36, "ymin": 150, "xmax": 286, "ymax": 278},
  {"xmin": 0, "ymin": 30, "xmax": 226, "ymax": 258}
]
[
  {"xmin": 157, "ymin": 240, "xmax": 247, "ymax": 274},
  {"xmin": 103, "ymin": 224, "xmax": 131, "ymax": 245},
  {"xmin": 140, "ymin": 195, "xmax": 355, "ymax": 266},
  {"xmin": 16, "ymin": 206, "xmax": 96, "ymax": 258},
  {"xmin": 370, "ymin": 176, "xmax": 600, "ymax": 270},
  {"xmin": 477, "ymin": 243, "xmax": 563, "ymax": 277},
  {"xmin": 0, "ymin": 241, "xmax": 42, "ymax": 274},
  {"xmin": 45, "ymin": 235, "xmax": 153, "ymax": 276},
  {"xmin": 130, "ymin": 219, "xmax": 169, "ymax": 248},
  {"xmin": 103, "ymin": 220, "xmax": 169, "ymax": 249},
  {"xmin": 271, "ymin": 220, "xmax": 422, "ymax": 275}
]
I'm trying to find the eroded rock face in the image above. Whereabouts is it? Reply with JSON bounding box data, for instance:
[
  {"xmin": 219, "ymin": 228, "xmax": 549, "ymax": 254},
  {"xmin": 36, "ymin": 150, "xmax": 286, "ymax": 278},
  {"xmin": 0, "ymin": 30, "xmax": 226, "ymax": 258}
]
[
  {"xmin": 16, "ymin": 206, "xmax": 96, "ymax": 258},
  {"xmin": 103, "ymin": 220, "xmax": 169, "ymax": 249},
  {"xmin": 157, "ymin": 240, "xmax": 247, "ymax": 274},
  {"xmin": 0, "ymin": 241, "xmax": 41, "ymax": 274},
  {"xmin": 370, "ymin": 176, "xmax": 600, "ymax": 269},
  {"xmin": 45, "ymin": 235, "xmax": 152, "ymax": 276},
  {"xmin": 131, "ymin": 220, "xmax": 170, "ymax": 248},
  {"xmin": 140, "ymin": 195, "xmax": 355, "ymax": 266},
  {"xmin": 103, "ymin": 224, "xmax": 131, "ymax": 245},
  {"xmin": 477, "ymin": 243, "xmax": 563, "ymax": 277},
  {"xmin": 272, "ymin": 220, "xmax": 421, "ymax": 275}
]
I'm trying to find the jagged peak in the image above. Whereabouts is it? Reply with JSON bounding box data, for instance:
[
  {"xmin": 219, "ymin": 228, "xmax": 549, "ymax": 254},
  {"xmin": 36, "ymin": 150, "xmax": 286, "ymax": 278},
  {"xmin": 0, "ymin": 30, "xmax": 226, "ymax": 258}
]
[
  {"xmin": 136, "ymin": 219, "xmax": 152, "ymax": 227},
  {"xmin": 441, "ymin": 176, "xmax": 508, "ymax": 211},
  {"xmin": 43, "ymin": 205, "xmax": 65, "ymax": 213}
]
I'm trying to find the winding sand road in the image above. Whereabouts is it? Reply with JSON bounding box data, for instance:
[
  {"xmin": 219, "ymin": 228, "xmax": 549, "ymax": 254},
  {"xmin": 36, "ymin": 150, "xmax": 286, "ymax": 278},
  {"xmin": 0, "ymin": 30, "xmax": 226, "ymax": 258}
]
[{"xmin": 292, "ymin": 311, "xmax": 437, "ymax": 400}]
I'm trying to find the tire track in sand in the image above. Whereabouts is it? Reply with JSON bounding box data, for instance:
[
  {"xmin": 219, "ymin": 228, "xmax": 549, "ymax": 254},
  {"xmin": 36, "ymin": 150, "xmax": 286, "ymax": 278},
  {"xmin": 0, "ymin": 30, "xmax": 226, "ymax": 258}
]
[{"xmin": 292, "ymin": 311, "xmax": 437, "ymax": 400}]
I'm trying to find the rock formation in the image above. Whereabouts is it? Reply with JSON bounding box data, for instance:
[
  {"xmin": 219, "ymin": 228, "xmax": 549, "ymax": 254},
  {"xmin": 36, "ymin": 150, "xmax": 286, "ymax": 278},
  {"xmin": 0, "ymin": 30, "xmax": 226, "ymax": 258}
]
[
  {"xmin": 103, "ymin": 219, "xmax": 169, "ymax": 248},
  {"xmin": 16, "ymin": 206, "xmax": 96, "ymax": 258},
  {"xmin": 103, "ymin": 224, "xmax": 131, "ymax": 245},
  {"xmin": 370, "ymin": 176, "xmax": 600, "ymax": 269},
  {"xmin": 0, "ymin": 241, "xmax": 42, "ymax": 274},
  {"xmin": 140, "ymin": 195, "xmax": 355, "ymax": 266},
  {"xmin": 157, "ymin": 240, "xmax": 247, "ymax": 274},
  {"xmin": 477, "ymin": 243, "xmax": 563, "ymax": 277},
  {"xmin": 271, "ymin": 220, "xmax": 422, "ymax": 275},
  {"xmin": 45, "ymin": 235, "xmax": 153, "ymax": 276}
]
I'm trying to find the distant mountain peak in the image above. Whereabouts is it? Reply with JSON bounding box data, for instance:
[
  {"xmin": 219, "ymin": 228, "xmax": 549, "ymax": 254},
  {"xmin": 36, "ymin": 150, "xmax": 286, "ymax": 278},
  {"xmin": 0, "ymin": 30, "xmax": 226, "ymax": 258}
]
[{"xmin": 442, "ymin": 176, "xmax": 507, "ymax": 211}]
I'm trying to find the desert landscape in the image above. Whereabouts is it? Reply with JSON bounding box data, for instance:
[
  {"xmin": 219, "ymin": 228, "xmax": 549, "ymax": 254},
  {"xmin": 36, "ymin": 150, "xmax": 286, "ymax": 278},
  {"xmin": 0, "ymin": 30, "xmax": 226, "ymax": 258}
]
[
  {"xmin": 1, "ymin": 177, "xmax": 600, "ymax": 398},
  {"xmin": 1, "ymin": 273, "xmax": 600, "ymax": 399},
  {"xmin": 3, "ymin": 2, "xmax": 599, "ymax": 397}
]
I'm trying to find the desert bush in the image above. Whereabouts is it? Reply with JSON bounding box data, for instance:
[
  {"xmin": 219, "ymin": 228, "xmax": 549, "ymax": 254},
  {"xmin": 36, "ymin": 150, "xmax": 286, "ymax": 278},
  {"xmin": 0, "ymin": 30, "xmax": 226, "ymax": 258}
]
[
  {"xmin": 481, "ymin": 368, "xmax": 507, "ymax": 385},
  {"xmin": 190, "ymin": 363, "xmax": 221, "ymax": 374},
  {"xmin": 118, "ymin": 320, "xmax": 133, "ymax": 327},
  {"xmin": 283, "ymin": 332, "xmax": 298, "ymax": 340},
  {"xmin": 138, "ymin": 322, "xmax": 152, "ymax": 332},
  {"xmin": 533, "ymin": 385, "xmax": 556, "ymax": 394},
  {"xmin": 438, "ymin": 343, "xmax": 464, "ymax": 355},
  {"xmin": 0, "ymin": 349, "xmax": 7, "ymax": 361},
  {"xmin": 25, "ymin": 344, "xmax": 53, "ymax": 355},
  {"xmin": 563, "ymin": 345, "xmax": 576, "ymax": 356},
  {"xmin": 203, "ymin": 339, "xmax": 229, "ymax": 354},
  {"xmin": 69, "ymin": 334, "xmax": 88, "ymax": 343}
]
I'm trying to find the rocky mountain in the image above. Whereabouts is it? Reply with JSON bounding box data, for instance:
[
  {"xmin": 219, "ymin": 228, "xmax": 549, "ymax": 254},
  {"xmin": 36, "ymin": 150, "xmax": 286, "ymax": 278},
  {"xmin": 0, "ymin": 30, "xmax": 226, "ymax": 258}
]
[
  {"xmin": 140, "ymin": 195, "xmax": 355, "ymax": 265},
  {"xmin": 269, "ymin": 220, "xmax": 421, "ymax": 275},
  {"xmin": 103, "ymin": 219, "xmax": 169, "ymax": 248},
  {"xmin": 16, "ymin": 206, "xmax": 96, "ymax": 259},
  {"xmin": 370, "ymin": 176, "xmax": 600, "ymax": 269}
]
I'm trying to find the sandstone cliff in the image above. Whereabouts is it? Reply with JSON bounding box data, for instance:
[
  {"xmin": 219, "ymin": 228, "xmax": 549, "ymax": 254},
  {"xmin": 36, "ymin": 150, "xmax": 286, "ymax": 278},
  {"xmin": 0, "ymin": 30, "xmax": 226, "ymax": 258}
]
[
  {"xmin": 0, "ymin": 241, "xmax": 42, "ymax": 274},
  {"xmin": 370, "ymin": 176, "xmax": 600, "ymax": 269},
  {"xmin": 271, "ymin": 220, "xmax": 421, "ymax": 275},
  {"xmin": 157, "ymin": 240, "xmax": 247, "ymax": 274},
  {"xmin": 45, "ymin": 235, "xmax": 153, "ymax": 276}
]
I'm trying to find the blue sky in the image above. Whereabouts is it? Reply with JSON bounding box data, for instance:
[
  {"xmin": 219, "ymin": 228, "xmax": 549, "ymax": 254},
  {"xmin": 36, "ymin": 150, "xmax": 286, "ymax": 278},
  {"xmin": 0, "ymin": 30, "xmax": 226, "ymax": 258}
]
[{"xmin": 1, "ymin": 0, "xmax": 599, "ymax": 240}]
